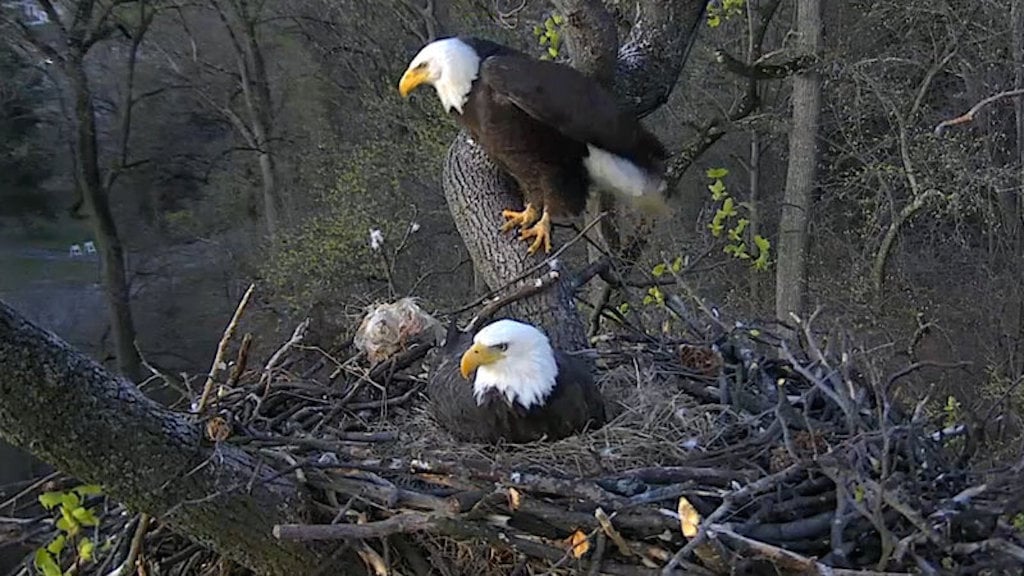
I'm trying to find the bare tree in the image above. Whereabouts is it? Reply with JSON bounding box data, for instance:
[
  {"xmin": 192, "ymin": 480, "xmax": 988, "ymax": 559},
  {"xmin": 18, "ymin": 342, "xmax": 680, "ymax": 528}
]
[
  {"xmin": 164, "ymin": 0, "xmax": 285, "ymax": 240},
  {"xmin": 774, "ymin": 0, "xmax": 822, "ymax": 323},
  {"xmin": 443, "ymin": 0, "xmax": 708, "ymax": 350},
  {"xmin": 2, "ymin": 0, "xmax": 159, "ymax": 381}
]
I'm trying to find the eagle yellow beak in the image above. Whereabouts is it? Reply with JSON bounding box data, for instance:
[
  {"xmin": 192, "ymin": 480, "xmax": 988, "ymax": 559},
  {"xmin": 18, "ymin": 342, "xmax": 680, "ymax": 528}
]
[
  {"xmin": 460, "ymin": 343, "xmax": 503, "ymax": 379},
  {"xmin": 398, "ymin": 67, "xmax": 430, "ymax": 98}
]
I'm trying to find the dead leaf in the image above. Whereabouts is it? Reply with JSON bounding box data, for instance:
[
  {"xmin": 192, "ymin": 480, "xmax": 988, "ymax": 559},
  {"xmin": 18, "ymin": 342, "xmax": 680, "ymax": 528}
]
[
  {"xmin": 677, "ymin": 496, "xmax": 701, "ymax": 538},
  {"xmin": 507, "ymin": 487, "xmax": 522, "ymax": 511},
  {"xmin": 566, "ymin": 529, "xmax": 590, "ymax": 559},
  {"xmin": 205, "ymin": 416, "xmax": 231, "ymax": 442}
]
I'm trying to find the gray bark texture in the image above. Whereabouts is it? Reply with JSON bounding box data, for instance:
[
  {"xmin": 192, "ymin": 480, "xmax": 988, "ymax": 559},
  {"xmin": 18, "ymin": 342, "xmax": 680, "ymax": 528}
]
[
  {"xmin": 0, "ymin": 301, "xmax": 350, "ymax": 576},
  {"xmin": 774, "ymin": 0, "xmax": 822, "ymax": 323},
  {"xmin": 442, "ymin": 0, "xmax": 708, "ymax": 350}
]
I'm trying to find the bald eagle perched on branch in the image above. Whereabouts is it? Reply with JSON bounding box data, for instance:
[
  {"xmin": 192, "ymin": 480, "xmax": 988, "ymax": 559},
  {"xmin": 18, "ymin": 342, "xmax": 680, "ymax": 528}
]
[
  {"xmin": 428, "ymin": 319, "xmax": 606, "ymax": 443},
  {"xmin": 399, "ymin": 36, "xmax": 671, "ymax": 255}
]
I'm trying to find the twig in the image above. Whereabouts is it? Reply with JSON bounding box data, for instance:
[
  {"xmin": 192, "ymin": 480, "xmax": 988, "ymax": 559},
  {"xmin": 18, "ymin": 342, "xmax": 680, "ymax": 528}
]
[
  {"xmin": 197, "ymin": 283, "xmax": 254, "ymax": 415},
  {"xmin": 465, "ymin": 269, "xmax": 562, "ymax": 333},
  {"xmin": 711, "ymin": 524, "xmax": 914, "ymax": 575},
  {"xmin": 225, "ymin": 332, "xmax": 253, "ymax": 388},
  {"xmin": 117, "ymin": 513, "xmax": 151, "ymax": 575},
  {"xmin": 275, "ymin": 512, "xmax": 437, "ymax": 541},
  {"xmin": 661, "ymin": 464, "xmax": 805, "ymax": 573},
  {"xmin": 0, "ymin": 471, "xmax": 60, "ymax": 513},
  {"xmin": 933, "ymin": 88, "xmax": 1024, "ymax": 135},
  {"xmin": 446, "ymin": 212, "xmax": 608, "ymax": 316},
  {"xmin": 259, "ymin": 318, "xmax": 311, "ymax": 392}
]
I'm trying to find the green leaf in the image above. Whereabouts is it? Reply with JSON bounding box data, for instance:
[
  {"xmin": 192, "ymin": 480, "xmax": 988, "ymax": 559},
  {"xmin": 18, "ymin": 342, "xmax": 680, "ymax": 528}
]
[
  {"xmin": 705, "ymin": 167, "xmax": 729, "ymax": 179},
  {"xmin": 753, "ymin": 253, "xmax": 769, "ymax": 271},
  {"xmin": 539, "ymin": 34, "xmax": 549, "ymax": 45},
  {"xmin": 652, "ymin": 263, "xmax": 667, "ymax": 277},
  {"xmin": 642, "ymin": 295, "xmax": 654, "ymax": 306},
  {"xmin": 34, "ymin": 549, "xmax": 62, "ymax": 576},
  {"xmin": 59, "ymin": 493, "xmax": 80, "ymax": 511},
  {"xmin": 544, "ymin": 17, "xmax": 555, "ymax": 29},
  {"xmin": 71, "ymin": 506, "xmax": 100, "ymax": 527},
  {"xmin": 617, "ymin": 302, "xmax": 629, "ymax": 315},
  {"xmin": 721, "ymin": 197, "xmax": 738, "ymax": 217},
  {"xmin": 533, "ymin": 25, "xmax": 543, "ymax": 36},
  {"xmin": 707, "ymin": 13, "xmax": 721, "ymax": 27},
  {"xmin": 73, "ymin": 484, "xmax": 102, "ymax": 497},
  {"xmin": 77, "ymin": 538, "xmax": 96, "ymax": 563},
  {"xmin": 853, "ymin": 485, "xmax": 865, "ymax": 502},
  {"xmin": 753, "ymin": 234, "xmax": 770, "ymax": 252},
  {"xmin": 46, "ymin": 535, "xmax": 66, "ymax": 555},
  {"xmin": 548, "ymin": 46, "xmax": 558, "ymax": 58},
  {"xmin": 671, "ymin": 256, "xmax": 683, "ymax": 273},
  {"xmin": 39, "ymin": 492, "xmax": 64, "ymax": 510},
  {"xmin": 749, "ymin": 329, "xmax": 761, "ymax": 337},
  {"xmin": 708, "ymin": 179, "xmax": 727, "ymax": 200},
  {"xmin": 552, "ymin": 13, "xmax": 565, "ymax": 25},
  {"xmin": 57, "ymin": 508, "xmax": 79, "ymax": 536},
  {"xmin": 708, "ymin": 221, "xmax": 724, "ymax": 237}
]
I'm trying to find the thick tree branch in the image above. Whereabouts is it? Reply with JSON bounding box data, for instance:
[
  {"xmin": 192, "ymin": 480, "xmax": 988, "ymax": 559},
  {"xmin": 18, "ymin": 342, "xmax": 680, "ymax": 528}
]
[{"xmin": 0, "ymin": 301, "xmax": 351, "ymax": 575}]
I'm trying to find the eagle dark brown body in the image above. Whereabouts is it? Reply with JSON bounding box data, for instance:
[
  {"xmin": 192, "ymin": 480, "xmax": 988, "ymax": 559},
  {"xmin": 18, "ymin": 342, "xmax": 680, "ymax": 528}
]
[
  {"xmin": 428, "ymin": 324, "xmax": 606, "ymax": 444},
  {"xmin": 455, "ymin": 36, "xmax": 668, "ymax": 221}
]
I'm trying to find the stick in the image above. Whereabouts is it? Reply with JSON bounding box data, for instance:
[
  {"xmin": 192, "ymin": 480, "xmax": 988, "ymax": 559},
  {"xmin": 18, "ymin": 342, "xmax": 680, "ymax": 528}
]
[
  {"xmin": 225, "ymin": 332, "xmax": 253, "ymax": 388},
  {"xmin": 661, "ymin": 464, "xmax": 805, "ymax": 573},
  {"xmin": 274, "ymin": 512, "xmax": 439, "ymax": 541},
  {"xmin": 711, "ymin": 524, "xmax": 913, "ymax": 575},
  {"xmin": 118, "ymin": 513, "xmax": 151, "ymax": 575},
  {"xmin": 197, "ymin": 283, "xmax": 254, "ymax": 415},
  {"xmin": 933, "ymin": 88, "xmax": 1024, "ymax": 135},
  {"xmin": 465, "ymin": 269, "xmax": 561, "ymax": 332},
  {"xmin": 259, "ymin": 318, "xmax": 311, "ymax": 392}
]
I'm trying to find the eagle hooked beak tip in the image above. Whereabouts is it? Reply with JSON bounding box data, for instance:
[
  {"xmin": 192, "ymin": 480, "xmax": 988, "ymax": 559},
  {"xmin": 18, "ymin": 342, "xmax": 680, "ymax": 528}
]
[
  {"xmin": 398, "ymin": 67, "xmax": 428, "ymax": 98},
  {"xmin": 459, "ymin": 343, "xmax": 501, "ymax": 380}
]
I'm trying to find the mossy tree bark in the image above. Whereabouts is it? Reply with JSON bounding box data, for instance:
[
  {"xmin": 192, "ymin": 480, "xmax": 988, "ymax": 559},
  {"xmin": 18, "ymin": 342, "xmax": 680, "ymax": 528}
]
[
  {"xmin": 442, "ymin": 0, "xmax": 708, "ymax": 350},
  {"xmin": 0, "ymin": 301, "xmax": 351, "ymax": 576}
]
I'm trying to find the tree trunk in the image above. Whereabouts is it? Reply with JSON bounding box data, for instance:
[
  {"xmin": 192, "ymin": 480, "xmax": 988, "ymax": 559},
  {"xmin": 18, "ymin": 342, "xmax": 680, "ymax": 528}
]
[
  {"xmin": 442, "ymin": 0, "xmax": 708, "ymax": 348},
  {"xmin": 443, "ymin": 132, "xmax": 588, "ymax": 349},
  {"xmin": 67, "ymin": 53, "xmax": 143, "ymax": 382},
  {"xmin": 1013, "ymin": 0, "xmax": 1024, "ymax": 365},
  {"xmin": 242, "ymin": 18, "xmax": 283, "ymax": 240},
  {"xmin": 748, "ymin": 131, "xmax": 762, "ymax": 304},
  {"xmin": 0, "ymin": 300, "xmax": 350, "ymax": 576},
  {"xmin": 774, "ymin": 0, "xmax": 822, "ymax": 323}
]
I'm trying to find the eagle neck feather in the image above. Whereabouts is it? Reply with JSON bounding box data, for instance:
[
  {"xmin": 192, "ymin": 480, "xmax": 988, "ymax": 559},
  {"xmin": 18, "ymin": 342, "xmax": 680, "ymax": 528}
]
[
  {"xmin": 435, "ymin": 39, "xmax": 480, "ymax": 114},
  {"xmin": 473, "ymin": 350, "xmax": 558, "ymax": 411}
]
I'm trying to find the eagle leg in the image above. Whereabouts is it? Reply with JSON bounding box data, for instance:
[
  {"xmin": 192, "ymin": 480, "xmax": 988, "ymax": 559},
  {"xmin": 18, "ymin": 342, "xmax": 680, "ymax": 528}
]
[
  {"xmin": 520, "ymin": 208, "xmax": 552, "ymax": 255},
  {"xmin": 500, "ymin": 203, "xmax": 540, "ymax": 234}
]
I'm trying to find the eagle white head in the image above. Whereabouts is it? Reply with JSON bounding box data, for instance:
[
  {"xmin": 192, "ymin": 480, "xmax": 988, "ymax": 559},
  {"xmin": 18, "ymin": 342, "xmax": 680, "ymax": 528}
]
[
  {"xmin": 459, "ymin": 319, "xmax": 558, "ymax": 410},
  {"xmin": 398, "ymin": 37, "xmax": 480, "ymax": 114}
]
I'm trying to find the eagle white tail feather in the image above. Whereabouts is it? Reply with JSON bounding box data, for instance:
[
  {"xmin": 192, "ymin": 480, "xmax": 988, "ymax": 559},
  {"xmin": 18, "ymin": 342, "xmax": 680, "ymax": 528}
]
[{"xmin": 583, "ymin": 145, "xmax": 669, "ymax": 215}]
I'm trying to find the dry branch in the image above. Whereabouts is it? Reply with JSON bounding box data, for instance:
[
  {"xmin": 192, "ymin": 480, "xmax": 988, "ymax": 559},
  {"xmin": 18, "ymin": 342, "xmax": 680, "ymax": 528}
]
[{"xmin": 197, "ymin": 283, "xmax": 254, "ymax": 414}]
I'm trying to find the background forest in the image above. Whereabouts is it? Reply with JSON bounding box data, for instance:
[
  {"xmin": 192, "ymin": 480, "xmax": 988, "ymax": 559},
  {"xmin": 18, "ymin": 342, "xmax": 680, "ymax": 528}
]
[{"xmin": 2, "ymin": 0, "xmax": 1024, "ymax": 573}]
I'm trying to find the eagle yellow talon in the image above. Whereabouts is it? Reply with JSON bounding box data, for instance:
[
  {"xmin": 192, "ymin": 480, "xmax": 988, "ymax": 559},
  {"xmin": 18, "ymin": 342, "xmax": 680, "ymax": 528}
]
[
  {"xmin": 500, "ymin": 203, "xmax": 540, "ymax": 234},
  {"xmin": 520, "ymin": 210, "xmax": 552, "ymax": 254}
]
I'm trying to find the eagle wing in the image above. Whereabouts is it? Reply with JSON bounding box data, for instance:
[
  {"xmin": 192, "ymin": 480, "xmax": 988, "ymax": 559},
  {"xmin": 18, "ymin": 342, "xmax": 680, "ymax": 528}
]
[{"xmin": 480, "ymin": 55, "xmax": 647, "ymax": 157}]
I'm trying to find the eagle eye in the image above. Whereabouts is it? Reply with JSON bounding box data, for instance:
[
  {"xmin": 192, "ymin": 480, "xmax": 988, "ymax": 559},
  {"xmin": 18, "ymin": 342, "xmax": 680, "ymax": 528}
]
[{"xmin": 494, "ymin": 343, "xmax": 508, "ymax": 352}]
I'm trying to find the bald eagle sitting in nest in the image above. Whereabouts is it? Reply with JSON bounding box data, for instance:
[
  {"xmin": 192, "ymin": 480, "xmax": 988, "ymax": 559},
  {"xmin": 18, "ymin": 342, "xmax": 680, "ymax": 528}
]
[
  {"xmin": 398, "ymin": 36, "xmax": 670, "ymax": 255},
  {"xmin": 429, "ymin": 319, "xmax": 606, "ymax": 444}
]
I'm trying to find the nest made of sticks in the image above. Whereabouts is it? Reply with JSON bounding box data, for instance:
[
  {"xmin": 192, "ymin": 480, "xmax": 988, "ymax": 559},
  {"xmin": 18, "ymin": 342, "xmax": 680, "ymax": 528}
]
[{"xmin": 4, "ymin": 292, "xmax": 1024, "ymax": 576}]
